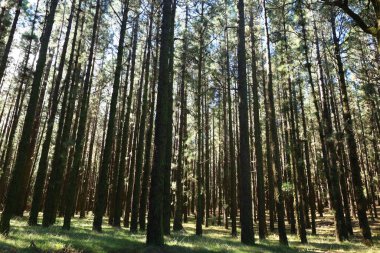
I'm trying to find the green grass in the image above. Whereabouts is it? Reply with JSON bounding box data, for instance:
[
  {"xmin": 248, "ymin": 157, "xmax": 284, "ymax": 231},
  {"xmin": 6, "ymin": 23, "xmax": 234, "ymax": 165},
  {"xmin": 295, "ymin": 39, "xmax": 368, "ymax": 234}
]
[{"xmin": 0, "ymin": 213, "xmax": 379, "ymax": 253}]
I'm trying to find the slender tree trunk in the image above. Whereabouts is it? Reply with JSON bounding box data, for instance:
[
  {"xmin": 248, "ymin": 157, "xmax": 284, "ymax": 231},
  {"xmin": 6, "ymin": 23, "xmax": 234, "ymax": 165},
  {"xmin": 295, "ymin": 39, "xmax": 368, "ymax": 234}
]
[
  {"xmin": 196, "ymin": 0, "xmax": 205, "ymax": 237},
  {"xmin": 263, "ymin": 66, "xmax": 275, "ymax": 232},
  {"xmin": 249, "ymin": 10, "xmax": 266, "ymax": 240},
  {"xmin": 0, "ymin": 72, "xmax": 28, "ymax": 206},
  {"xmin": 139, "ymin": 18, "xmax": 160, "ymax": 231},
  {"xmin": 173, "ymin": 2, "xmax": 188, "ymax": 232},
  {"xmin": 297, "ymin": 1, "xmax": 316, "ymax": 234},
  {"xmin": 79, "ymin": 115, "xmax": 98, "ymax": 218},
  {"xmin": 222, "ymin": 63, "xmax": 230, "ymax": 230},
  {"xmin": 225, "ymin": 27, "xmax": 237, "ymax": 237},
  {"xmin": 15, "ymin": 54, "xmax": 53, "ymax": 216},
  {"xmin": 237, "ymin": 0, "xmax": 254, "ymax": 245},
  {"xmin": 146, "ymin": 0, "xmax": 173, "ymax": 245},
  {"xmin": 327, "ymin": 63, "xmax": 354, "ymax": 235},
  {"xmin": 162, "ymin": 0, "xmax": 177, "ymax": 235},
  {"xmin": 63, "ymin": 0, "xmax": 100, "ymax": 230},
  {"xmin": 330, "ymin": 11, "xmax": 372, "ymax": 242},
  {"xmin": 263, "ymin": 0, "xmax": 288, "ymax": 245},
  {"xmin": 130, "ymin": 4, "xmax": 154, "ymax": 232},
  {"xmin": 29, "ymin": 0, "xmax": 80, "ymax": 226},
  {"xmin": 112, "ymin": 9, "xmax": 139, "ymax": 228},
  {"xmin": 281, "ymin": 11, "xmax": 307, "ymax": 243},
  {"xmin": 92, "ymin": 0, "xmax": 127, "ymax": 232},
  {"xmin": 124, "ymin": 32, "xmax": 146, "ymax": 228},
  {"xmin": 0, "ymin": 0, "xmax": 23, "ymax": 83}
]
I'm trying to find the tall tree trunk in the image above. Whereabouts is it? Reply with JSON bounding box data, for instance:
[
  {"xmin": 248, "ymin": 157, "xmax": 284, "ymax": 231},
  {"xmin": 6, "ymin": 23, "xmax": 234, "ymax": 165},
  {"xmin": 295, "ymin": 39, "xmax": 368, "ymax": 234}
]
[
  {"xmin": 264, "ymin": 0, "xmax": 288, "ymax": 245},
  {"xmin": 225, "ymin": 26, "xmax": 237, "ymax": 237},
  {"xmin": 222, "ymin": 62, "xmax": 230, "ymax": 230},
  {"xmin": 63, "ymin": 0, "xmax": 100, "ymax": 230},
  {"xmin": 112, "ymin": 8, "xmax": 139, "ymax": 228},
  {"xmin": 330, "ymin": 11, "xmax": 372, "ymax": 242},
  {"xmin": 327, "ymin": 59, "xmax": 354, "ymax": 235},
  {"xmin": 237, "ymin": 0, "xmax": 254, "ymax": 245},
  {"xmin": 262, "ymin": 59, "xmax": 275, "ymax": 232},
  {"xmin": 29, "ymin": 0, "xmax": 80, "ymax": 226},
  {"xmin": 281, "ymin": 10, "xmax": 307, "ymax": 243},
  {"xmin": 173, "ymin": 2, "xmax": 188, "ymax": 232},
  {"xmin": 249, "ymin": 10, "xmax": 266, "ymax": 240},
  {"xmin": 79, "ymin": 114, "xmax": 98, "ymax": 218},
  {"xmin": 146, "ymin": 0, "xmax": 174, "ymax": 245},
  {"xmin": 15, "ymin": 54, "xmax": 53, "ymax": 216},
  {"xmin": 42, "ymin": 2, "xmax": 88, "ymax": 226},
  {"xmin": 162, "ymin": 0, "xmax": 177, "ymax": 235},
  {"xmin": 139, "ymin": 18, "xmax": 160, "ymax": 231},
  {"xmin": 0, "ymin": 68, "xmax": 28, "ymax": 206},
  {"xmin": 130, "ymin": 3, "xmax": 154, "ymax": 232},
  {"xmin": 196, "ymin": 0, "xmax": 205, "ymax": 237},
  {"xmin": 92, "ymin": 0, "xmax": 128, "ymax": 232},
  {"xmin": 297, "ymin": 1, "xmax": 316, "ymax": 234},
  {"xmin": 2, "ymin": 0, "xmax": 33, "ymax": 204}
]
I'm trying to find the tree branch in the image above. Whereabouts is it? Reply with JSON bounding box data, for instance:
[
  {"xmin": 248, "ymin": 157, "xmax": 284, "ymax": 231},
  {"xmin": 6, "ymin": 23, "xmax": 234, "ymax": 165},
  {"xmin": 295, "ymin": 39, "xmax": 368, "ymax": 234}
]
[{"xmin": 323, "ymin": 0, "xmax": 377, "ymax": 36}]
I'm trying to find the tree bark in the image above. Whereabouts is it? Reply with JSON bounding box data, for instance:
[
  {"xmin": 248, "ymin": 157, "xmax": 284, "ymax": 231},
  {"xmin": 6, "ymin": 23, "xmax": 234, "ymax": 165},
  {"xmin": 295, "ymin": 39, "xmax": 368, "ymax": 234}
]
[
  {"xmin": 263, "ymin": 0, "xmax": 288, "ymax": 245},
  {"xmin": 173, "ymin": 2, "xmax": 188, "ymax": 232},
  {"xmin": 146, "ymin": 0, "xmax": 173, "ymax": 245},
  {"xmin": 331, "ymin": 11, "xmax": 372, "ymax": 242},
  {"xmin": 237, "ymin": 0, "xmax": 255, "ymax": 245},
  {"xmin": 249, "ymin": 10, "xmax": 266, "ymax": 240}
]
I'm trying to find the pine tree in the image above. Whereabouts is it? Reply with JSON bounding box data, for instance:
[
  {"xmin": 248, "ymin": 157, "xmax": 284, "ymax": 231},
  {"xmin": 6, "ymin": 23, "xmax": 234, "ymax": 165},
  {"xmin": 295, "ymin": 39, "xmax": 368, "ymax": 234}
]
[
  {"xmin": 237, "ymin": 0, "xmax": 254, "ymax": 245},
  {"xmin": 146, "ymin": 0, "xmax": 174, "ymax": 245}
]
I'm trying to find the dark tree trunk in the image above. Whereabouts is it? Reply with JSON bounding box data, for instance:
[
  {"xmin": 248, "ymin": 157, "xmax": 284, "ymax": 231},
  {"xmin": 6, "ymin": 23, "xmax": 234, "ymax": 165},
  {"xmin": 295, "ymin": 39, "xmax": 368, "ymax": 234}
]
[
  {"xmin": 139, "ymin": 18, "xmax": 160, "ymax": 231},
  {"xmin": 225, "ymin": 26, "xmax": 236, "ymax": 237},
  {"xmin": 146, "ymin": 0, "xmax": 174, "ymax": 245},
  {"xmin": 196, "ymin": 0, "xmax": 205, "ymax": 237},
  {"xmin": 63, "ymin": 0, "xmax": 100, "ymax": 230},
  {"xmin": 0, "ymin": 71, "xmax": 28, "ymax": 207},
  {"xmin": 222, "ymin": 63, "xmax": 230, "ymax": 230},
  {"xmin": 263, "ymin": 68, "xmax": 275, "ymax": 233},
  {"xmin": 79, "ymin": 115, "xmax": 98, "ymax": 218},
  {"xmin": 263, "ymin": 0, "xmax": 288, "ymax": 245},
  {"xmin": 331, "ymin": 11, "xmax": 372, "ymax": 242},
  {"xmin": 173, "ymin": 2, "xmax": 188, "ymax": 232},
  {"xmin": 162, "ymin": 0, "xmax": 176, "ymax": 235},
  {"xmin": 92, "ymin": 0, "xmax": 127, "ymax": 232},
  {"xmin": 112, "ymin": 9, "xmax": 139, "ymax": 228},
  {"xmin": 281, "ymin": 11, "xmax": 307, "ymax": 243},
  {"xmin": 29, "ymin": 0, "xmax": 80, "ymax": 226},
  {"xmin": 297, "ymin": 1, "xmax": 317, "ymax": 234},
  {"xmin": 237, "ymin": 0, "xmax": 255, "ymax": 245},
  {"xmin": 130, "ymin": 4, "xmax": 154, "ymax": 232},
  {"xmin": 15, "ymin": 54, "xmax": 52, "ymax": 216}
]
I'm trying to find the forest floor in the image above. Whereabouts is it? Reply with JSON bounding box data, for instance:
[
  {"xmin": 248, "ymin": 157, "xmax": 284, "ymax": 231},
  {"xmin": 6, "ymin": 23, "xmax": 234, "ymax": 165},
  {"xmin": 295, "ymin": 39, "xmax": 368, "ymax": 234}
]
[{"xmin": 0, "ymin": 212, "xmax": 379, "ymax": 253}]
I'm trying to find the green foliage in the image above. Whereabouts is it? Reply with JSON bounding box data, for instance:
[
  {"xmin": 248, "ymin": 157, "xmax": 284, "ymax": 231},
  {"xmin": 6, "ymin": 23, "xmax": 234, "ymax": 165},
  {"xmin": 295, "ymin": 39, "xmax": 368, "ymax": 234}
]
[{"xmin": 282, "ymin": 182, "xmax": 294, "ymax": 193}]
